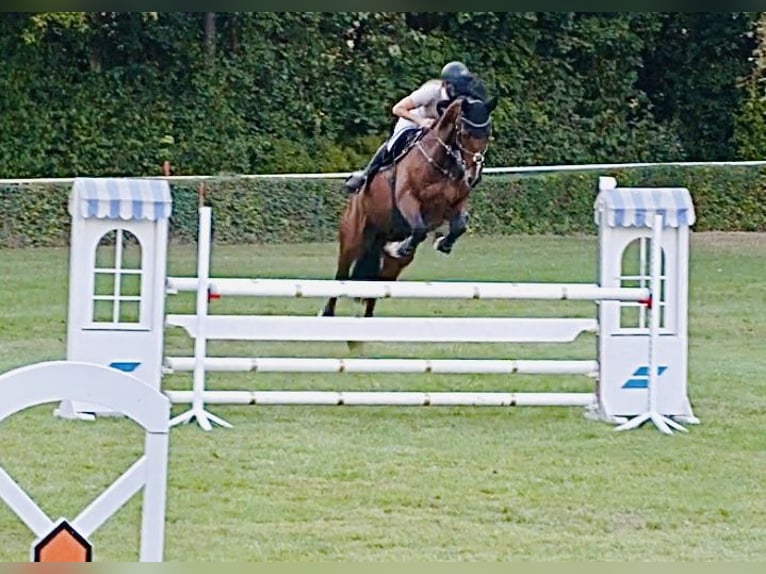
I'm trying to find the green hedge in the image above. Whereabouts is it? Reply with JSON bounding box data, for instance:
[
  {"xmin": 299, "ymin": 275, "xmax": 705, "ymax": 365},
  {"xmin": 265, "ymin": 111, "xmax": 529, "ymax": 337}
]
[{"xmin": 2, "ymin": 166, "xmax": 765, "ymax": 248}]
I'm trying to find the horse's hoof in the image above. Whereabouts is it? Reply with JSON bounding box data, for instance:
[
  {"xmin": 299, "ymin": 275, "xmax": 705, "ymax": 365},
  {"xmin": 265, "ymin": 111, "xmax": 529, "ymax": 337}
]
[{"xmin": 433, "ymin": 235, "xmax": 452, "ymax": 254}]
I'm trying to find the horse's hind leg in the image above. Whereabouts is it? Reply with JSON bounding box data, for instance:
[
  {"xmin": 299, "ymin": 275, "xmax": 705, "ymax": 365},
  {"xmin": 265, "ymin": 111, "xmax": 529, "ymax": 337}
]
[
  {"xmin": 363, "ymin": 252, "xmax": 413, "ymax": 317},
  {"xmin": 321, "ymin": 249, "xmax": 357, "ymax": 317},
  {"xmin": 321, "ymin": 200, "xmax": 365, "ymax": 317}
]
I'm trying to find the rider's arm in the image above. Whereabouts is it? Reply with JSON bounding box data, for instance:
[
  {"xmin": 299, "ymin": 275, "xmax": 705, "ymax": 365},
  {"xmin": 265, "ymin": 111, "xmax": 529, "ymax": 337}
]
[
  {"xmin": 391, "ymin": 81, "xmax": 441, "ymax": 129},
  {"xmin": 392, "ymin": 96, "xmax": 432, "ymax": 128}
]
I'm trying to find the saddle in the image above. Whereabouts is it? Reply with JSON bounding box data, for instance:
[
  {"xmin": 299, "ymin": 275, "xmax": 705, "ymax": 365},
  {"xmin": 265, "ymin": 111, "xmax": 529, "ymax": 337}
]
[{"xmin": 379, "ymin": 128, "xmax": 426, "ymax": 173}]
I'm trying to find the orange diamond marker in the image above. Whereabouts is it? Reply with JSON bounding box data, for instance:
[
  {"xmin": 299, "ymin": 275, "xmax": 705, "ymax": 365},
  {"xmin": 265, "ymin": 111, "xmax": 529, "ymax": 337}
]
[{"xmin": 33, "ymin": 520, "xmax": 92, "ymax": 562}]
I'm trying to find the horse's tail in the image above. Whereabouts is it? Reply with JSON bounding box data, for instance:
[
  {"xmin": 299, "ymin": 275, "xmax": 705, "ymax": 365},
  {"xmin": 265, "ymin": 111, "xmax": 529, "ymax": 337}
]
[{"xmin": 350, "ymin": 235, "xmax": 383, "ymax": 281}]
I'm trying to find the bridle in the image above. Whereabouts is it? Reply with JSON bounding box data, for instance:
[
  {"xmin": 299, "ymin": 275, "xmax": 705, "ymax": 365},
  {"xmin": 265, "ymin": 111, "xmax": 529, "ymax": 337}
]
[
  {"xmin": 415, "ymin": 98, "xmax": 491, "ymax": 187},
  {"xmin": 455, "ymin": 113, "xmax": 491, "ymax": 186}
]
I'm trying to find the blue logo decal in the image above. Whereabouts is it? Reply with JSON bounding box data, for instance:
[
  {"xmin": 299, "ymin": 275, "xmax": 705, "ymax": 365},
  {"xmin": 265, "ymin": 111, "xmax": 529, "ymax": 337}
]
[
  {"xmin": 109, "ymin": 362, "xmax": 140, "ymax": 373},
  {"xmin": 622, "ymin": 365, "xmax": 667, "ymax": 389}
]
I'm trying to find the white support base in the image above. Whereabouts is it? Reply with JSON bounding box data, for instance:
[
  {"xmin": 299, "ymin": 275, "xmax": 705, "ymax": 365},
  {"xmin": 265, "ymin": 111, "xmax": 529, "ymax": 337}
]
[
  {"xmin": 614, "ymin": 411, "xmax": 689, "ymax": 435},
  {"xmin": 169, "ymin": 405, "xmax": 232, "ymax": 431},
  {"xmin": 583, "ymin": 402, "xmax": 697, "ymax": 430},
  {"xmin": 582, "ymin": 402, "xmax": 628, "ymax": 425},
  {"xmin": 674, "ymin": 414, "xmax": 700, "ymax": 425},
  {"xmin": 53, "ymin": 400, "xmax": 96, "ymax": 422}
]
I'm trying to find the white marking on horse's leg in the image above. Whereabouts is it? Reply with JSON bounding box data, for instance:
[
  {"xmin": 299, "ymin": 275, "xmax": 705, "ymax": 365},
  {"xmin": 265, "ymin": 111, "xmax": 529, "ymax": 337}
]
[{"xmin": 383, "ymin": 240, "xmax": 405, "ymax": 258}]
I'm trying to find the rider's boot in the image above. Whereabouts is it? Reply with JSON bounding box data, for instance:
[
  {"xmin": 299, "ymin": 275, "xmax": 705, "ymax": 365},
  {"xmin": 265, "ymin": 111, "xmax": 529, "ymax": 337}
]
[{"xmin": 344, "ymin": 142, "xmax": 389, "ymax": 194}]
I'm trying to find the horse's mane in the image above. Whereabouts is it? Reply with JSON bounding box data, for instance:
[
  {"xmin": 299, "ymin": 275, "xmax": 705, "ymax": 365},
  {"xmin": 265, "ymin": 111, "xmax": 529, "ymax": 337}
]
[{"xmin": 435, "ymin": 98, "xmax": 463, "ymax": 135}]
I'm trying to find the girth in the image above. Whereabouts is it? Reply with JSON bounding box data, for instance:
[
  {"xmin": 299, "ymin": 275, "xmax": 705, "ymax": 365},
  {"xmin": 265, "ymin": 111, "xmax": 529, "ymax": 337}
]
[{"xmin": 387, "ymin": 168, "xmax": 411, "ymax": 241}]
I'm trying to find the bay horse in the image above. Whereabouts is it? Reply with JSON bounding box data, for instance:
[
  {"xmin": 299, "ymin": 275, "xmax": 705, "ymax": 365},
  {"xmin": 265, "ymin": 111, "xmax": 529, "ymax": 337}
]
[{"xmin": 321, "ymin": 91, "xmax": 498, "ymax": 318}]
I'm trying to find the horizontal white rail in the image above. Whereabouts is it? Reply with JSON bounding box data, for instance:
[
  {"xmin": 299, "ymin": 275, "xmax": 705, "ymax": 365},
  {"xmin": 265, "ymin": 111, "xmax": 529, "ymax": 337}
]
[
  {"xmin": 164, "ymin": 390, "xmax": 595, "ymax": 407},
  {"xmin": 4, "ymin": 160, "xmax": 764, "ymax": 185},
  {"xmin": 164, "ymin": 357, "xmax": 599, "ymax": 376},
  {"xmin": 166, "ymin": 277, "xmax": 650, "ymax": 302},
  {"xmin": 166, "ymin": 315, "xmax": 599, "ymax": 343}
]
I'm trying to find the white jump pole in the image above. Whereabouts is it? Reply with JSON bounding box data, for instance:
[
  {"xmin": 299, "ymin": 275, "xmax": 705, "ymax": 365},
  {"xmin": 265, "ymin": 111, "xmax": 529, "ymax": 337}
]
[
  {"xmin": 166, "ymin": 277, "xmax": 649, "ymax": 302},
  {"xmin": 169, "ymin": 206, "xmax": 232, "ymax": 430},
  {"xmin": 164, "ymin": 357, "xmax": 599, "ymax": 376},
  {"xmin": 616, "ymin": 213, "xmax": 688, "ymax": 434},
  {"xmin": 164, "ymin": 390, "xmax": 595, "ymax": 407}
]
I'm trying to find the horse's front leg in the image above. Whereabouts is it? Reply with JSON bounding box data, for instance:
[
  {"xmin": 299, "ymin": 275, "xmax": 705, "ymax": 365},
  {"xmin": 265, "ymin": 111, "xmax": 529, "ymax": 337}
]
[
  {"xmin": 383, "ymin": 192, "xmax": 427, "ymax": 259},
  {"xmin": 434, "ymin": 207, "xmax": 469, "ymax": 255}
]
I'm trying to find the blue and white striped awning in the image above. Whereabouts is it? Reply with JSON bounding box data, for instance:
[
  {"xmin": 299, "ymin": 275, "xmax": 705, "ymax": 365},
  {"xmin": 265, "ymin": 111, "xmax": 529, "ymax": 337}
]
[
  {"xmin": 594, "ymin": 186, "xmax": 695, "ymax": 228},
  {"xmin": 69, "ymin": 178, "xmax": 172, "ymax": 221}
]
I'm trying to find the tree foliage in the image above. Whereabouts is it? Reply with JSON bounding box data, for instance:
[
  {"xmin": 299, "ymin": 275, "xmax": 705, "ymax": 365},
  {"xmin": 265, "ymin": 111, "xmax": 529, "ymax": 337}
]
[
  {"xmin": 733, "ymin": 13, "xmax": 766, "ymax": 159},
  {"xmin": 0, "ymin": 12, "xmax": 760, "ymax": 177}
]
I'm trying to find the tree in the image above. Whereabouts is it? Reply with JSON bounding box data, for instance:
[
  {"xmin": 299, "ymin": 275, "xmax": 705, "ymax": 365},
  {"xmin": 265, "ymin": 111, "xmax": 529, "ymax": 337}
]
[
  {"xmin": 732, "ymin": 12, "xmax": 766, "ymax": 159},
  {"xmin": 203, "ymin": 12, "xmax": 216, "ymax": 67},
  {"xmin": 639, "ymin": 13, "xmax": 757, "ymax": 160}
]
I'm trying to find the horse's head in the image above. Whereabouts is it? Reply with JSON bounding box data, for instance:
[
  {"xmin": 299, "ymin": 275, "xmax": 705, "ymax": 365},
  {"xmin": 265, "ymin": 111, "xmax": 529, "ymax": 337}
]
[
  {"xmin": 434, "ymin": 90, "xmax": 498, "ymax": 187},
  {"xmin": 457, "ymin": 95, "xmax": 497, "ymax": 156}
]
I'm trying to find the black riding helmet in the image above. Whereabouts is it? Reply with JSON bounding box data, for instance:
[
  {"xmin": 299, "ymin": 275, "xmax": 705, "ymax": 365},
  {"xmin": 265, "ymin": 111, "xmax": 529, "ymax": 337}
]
[
  {"xmin": 441, "ymin": 61, "xmax": 470, "ymax": 98},
  {"xmin": 441, "ymin": 61, "xmax": 469, "ymax": 82}
]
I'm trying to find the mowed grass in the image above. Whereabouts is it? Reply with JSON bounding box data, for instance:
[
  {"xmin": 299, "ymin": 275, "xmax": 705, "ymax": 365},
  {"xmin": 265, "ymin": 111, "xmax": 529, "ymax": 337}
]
[{"xmin": 0, "ymin": 232, "xmax": 765, "ymax": 561}]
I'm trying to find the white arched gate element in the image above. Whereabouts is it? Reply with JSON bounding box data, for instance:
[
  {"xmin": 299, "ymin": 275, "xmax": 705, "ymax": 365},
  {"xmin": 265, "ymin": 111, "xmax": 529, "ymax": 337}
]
[
  {"xmin": 0, "ymin": 361, "xmax": 169, "ymax": 561},
  {"xmin": 57, "ymin": 177, "xmax": 171, "ymax": 419}
]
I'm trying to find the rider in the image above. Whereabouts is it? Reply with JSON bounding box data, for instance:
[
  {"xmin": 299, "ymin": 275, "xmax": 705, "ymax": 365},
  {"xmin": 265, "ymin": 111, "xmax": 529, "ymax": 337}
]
[{"xmin": 343, "ymin": 61, "xmax": 473, "ymax": 194}]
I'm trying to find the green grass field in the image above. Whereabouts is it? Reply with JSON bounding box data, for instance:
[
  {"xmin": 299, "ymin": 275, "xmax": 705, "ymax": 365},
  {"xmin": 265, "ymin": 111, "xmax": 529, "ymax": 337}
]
[{"xmin": 1, "ymin": 233, "xmax": 765, "ymax": 561}]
